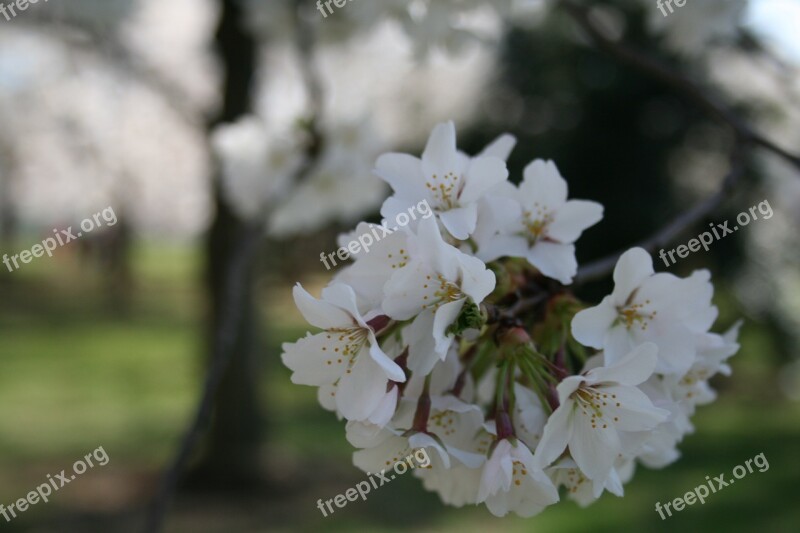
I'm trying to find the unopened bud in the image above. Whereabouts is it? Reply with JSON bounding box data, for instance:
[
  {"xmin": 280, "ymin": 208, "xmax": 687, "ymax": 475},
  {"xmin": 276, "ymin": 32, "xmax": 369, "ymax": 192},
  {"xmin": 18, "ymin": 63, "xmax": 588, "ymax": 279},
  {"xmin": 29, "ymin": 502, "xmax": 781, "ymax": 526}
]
[
  {"xmin": 495, "ymin": 411, "xmax": 514, "ymax": 440},
  {"xmin": 367, "ymin": 314, "xmax": 391, "ymax": 333},
  {"xmin": 500, "ymin": 327, "xmax": 531, "ymax": 347}
]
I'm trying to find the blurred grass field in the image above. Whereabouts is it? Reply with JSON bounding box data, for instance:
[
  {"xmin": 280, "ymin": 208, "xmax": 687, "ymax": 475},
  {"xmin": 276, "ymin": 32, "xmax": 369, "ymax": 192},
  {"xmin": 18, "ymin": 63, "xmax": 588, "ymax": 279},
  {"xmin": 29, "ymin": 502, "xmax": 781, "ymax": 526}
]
[{"xmin": 0, "ymin": 242, "xmax": 798, "ymax": 532}]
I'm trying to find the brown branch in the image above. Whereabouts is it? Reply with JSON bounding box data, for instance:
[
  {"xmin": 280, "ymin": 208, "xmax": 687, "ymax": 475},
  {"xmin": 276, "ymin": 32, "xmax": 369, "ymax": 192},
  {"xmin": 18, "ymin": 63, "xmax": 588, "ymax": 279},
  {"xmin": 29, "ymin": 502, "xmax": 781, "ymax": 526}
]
[
  {"xmin": 557, "ymin": 0, "xmax": 800, "ymax": 282},
  {"xmin": 576, "ymin": 141, "xmax": 747, "ymax": 284},
  {"xmin": 558, "ymin": 0, "xmax": 800, "ymax": 171}
]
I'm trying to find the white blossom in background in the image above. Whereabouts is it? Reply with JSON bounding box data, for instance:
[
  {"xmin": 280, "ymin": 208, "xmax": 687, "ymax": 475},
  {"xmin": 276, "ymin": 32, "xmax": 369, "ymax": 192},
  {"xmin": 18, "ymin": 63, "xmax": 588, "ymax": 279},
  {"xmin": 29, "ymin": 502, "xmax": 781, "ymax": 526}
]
[
  {"xmin": 269, "ymin": 119, "xmax": 388, "ymax": 236},
  {"xmin": 646, "ymin": 0, "xmax": 749, "ymax": 56},
  {"xmin": 242, "ymin": 0, "xmax": 507, "ymax": 58},
  {"xmin": 281, "ymin": 121, "xmax": 742, "ymax": 518},
  {"xmin": 212, "ymin": 115, "xmax": 387, "ymax": 235},
  {"xmin": 211, "ymin": 116, "xmax": 304, "ymax": 220}
]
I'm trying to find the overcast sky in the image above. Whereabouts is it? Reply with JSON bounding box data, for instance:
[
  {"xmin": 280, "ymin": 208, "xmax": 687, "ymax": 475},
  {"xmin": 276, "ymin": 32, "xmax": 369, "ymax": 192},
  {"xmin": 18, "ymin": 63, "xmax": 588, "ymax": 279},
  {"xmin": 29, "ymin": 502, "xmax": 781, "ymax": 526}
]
[{"xmin": 748, "ymin": 0, "xmax": 800, "ymax": 61}]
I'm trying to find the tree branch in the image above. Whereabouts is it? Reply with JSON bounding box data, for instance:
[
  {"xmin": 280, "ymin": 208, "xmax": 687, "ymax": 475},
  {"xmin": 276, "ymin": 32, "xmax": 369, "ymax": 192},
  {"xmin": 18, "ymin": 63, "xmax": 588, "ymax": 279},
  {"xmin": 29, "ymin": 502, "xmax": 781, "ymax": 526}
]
[
  {"xmin": 556, "ymin": 0, "xmax": 800, "ymax": 282},
  {"xmin": 576, "ymin": 142, "xmax": 747, "ymax": 284},
  {"xmin": 558, "ymin": 0, "xmax": 800, "ymax": 171}
]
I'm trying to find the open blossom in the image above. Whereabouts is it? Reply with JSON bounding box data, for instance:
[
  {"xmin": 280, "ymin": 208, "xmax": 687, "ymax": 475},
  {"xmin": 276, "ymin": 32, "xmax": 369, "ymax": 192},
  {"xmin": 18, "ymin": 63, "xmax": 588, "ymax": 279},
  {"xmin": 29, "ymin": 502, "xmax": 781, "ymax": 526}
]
[
  {"xmin": 333, "ymin": 222, "xmax": 415, "ymax": 310},
  {"xmin": 474, "ymin": 160, "xmax": 603, "ymax": 284},
  {"xmin": 281, "ymin": 283, "xmax": 405, "ymax": 421},
  {"xmin": 666, "ymin": 321, "xmax": 742, "ymax": 410},
  {"xmin": 571, "ymin": 247, "xmax": 718, "ymax": 375},
  {"xmin": 269, "ymin": 119, "xmax": 388, "ymax": 237},
  {"xmin": 535, "ymin": 343, "xmax": 669, "ymax": 483},
  {"xmin": 547, "ymin": 457, "xmax": 634, "ymax": 507},
  {"xmin": 477, "ymin": 437, "xmax": 560, "ymax": 518},
  {"xmin": 352, "ymin": 395, "xmax": 486, "ymax": 474},
  {"xmin": 377, "ymin": 121, "xmax": 510, "ymax": 240},
  {"xmin": 383, "ymin": 217, "xmax": 495, "ymax": 374}
]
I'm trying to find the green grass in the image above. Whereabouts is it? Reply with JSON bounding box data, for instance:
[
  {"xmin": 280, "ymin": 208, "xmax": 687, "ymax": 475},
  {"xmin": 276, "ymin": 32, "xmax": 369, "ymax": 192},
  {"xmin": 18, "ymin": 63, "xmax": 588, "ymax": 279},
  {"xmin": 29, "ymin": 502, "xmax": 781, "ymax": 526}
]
[{"xmin": 0, "ymin": 242, "xmax": 798, "ymax": 532}]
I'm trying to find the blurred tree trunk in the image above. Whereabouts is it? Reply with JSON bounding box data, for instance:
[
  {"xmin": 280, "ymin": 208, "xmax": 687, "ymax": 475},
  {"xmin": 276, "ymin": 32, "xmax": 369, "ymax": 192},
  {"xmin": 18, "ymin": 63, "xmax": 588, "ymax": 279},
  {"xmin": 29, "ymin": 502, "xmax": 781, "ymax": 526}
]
[{"xmin": 189, "ymin": 0, "xmax": 263, "ymax": 488}]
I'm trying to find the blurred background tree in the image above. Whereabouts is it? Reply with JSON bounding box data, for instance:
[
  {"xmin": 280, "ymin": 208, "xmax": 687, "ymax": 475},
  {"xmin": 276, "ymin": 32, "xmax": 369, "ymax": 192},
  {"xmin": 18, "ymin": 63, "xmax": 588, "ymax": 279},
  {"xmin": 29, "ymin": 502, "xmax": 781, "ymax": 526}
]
[{"xmin": 1, "ymin": 0, "xmax": 799, "ymax": 532}]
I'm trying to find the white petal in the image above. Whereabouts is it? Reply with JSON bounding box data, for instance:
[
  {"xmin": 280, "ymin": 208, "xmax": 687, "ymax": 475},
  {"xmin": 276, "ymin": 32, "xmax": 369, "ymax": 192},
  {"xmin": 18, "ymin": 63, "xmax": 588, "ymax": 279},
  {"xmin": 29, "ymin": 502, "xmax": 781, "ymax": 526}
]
[
  {"xmin": 598, "ymin": 385, "xmax": 670, "ymax": 431},
  {"xmin": 374, "ymin": 153, "xmax": 427, "ymax": 201},
  {"xmin": 321, "ymin": 283, "xmax": 363, "ymax": 325},
  {"xmin": 571, "ymin": 296, "xmax": 618, "ymax": 349},
  {"xmin": 422, "ymin": 121, "xmax": 458, "ymax": 172},
  {"xmin": 336, "ymin": 352, "xmax": 392, "ymax": 421},
  {"xmin": 353, "ymin": 435, "xmax": 409, "ymax": 473},
  {"xmin": 587, "ymin": 342, "xmax": 658, "ymax": 386},
  {"xmin": 547, "ymin": 200, "xmax": 604, "ymax": 244},
  {"xmin": 569, "ymin": 416, "xmax": 620, "ymax": 481},
  {"xmin": 477, "ymin": 133, "xmax": 517, "ymax": 162},
  {"xmin": 459, "ymin": 156, "xmax": 509, "ymax": 203},
  {"xmin": 367, "ymin": 386, "xmax": 399, "ymax": 427},
  {"xmin": 415, "ymin": 216, "xmax": 460, "ymax": 281},
  {"xmin": 534, "ymin": 401, "xmax": 574, "ymax": 469},
  {"xmin": 318, "ymin": 383, "xmax": 339, "ymax": 412},
  {"xmin": 439, "ymin": 203, "xmax": 478, "ymax": 240},
  {"xmin": 476, "ymin": 234, "xmax": 528, "ymax": 263},
  {"xmin": 478, "ymin": 440, "xmax": 513, "ymax": 501},
  {"xmin": 555, "ymin": 376, "xmax": 584, "ymax": 404},
  {"xmin": 611, "ymin": 248, "xmax": 654, "ymax": 305},
  {"xmin": 368, "ymin": 334, "xmax": 406, "ymax": 383},
  {"xmin": 603, "ymin": 325, "xmax": 635, "ymax": 366},
  {"xmin": 527, "ymin": 241, "xmax": 578, "ymax": 285},
  {"xmin": 404, "ymin": 310, "xmax": 439, "ymax": 376},
  {"xmin": 432, "ymin": 299, "xmax": 465, "ymax": 356},
  {"xmin": 292, "ymin": 284, "xmax": 352, "ymax": 330},
  {"xmin": 382, "ymin": 261, "xmax": 438, "ymax": 320},
  {"xmin": 457, "ymin": 254, "xmax": 496, "ymax": 303},
  {"xmin": 281, "ymin": 333, "xmax": 348, "ymax": 386},
  {"xmin": 520, "ymin": 160, "xmax": 568, "ymax": 210},
  {"xmin": 650, "ymin": 326, "xmax": 697, "ymax": 375}
]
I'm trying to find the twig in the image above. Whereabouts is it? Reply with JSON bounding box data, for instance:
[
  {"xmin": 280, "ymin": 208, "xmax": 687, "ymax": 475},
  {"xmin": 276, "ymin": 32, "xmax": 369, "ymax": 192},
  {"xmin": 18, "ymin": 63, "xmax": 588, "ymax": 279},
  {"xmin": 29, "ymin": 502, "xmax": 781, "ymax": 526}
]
[
  {"xmin": 558, "ymin": 0, "xmax": 800, "ymax": 171},
  {"xmin": 576, "ymin": 141, "xmax": 747, "ymax": 284},
  {"xmin": 291, "ymin": 0, "xmax": 326, "ymax": 182},
  {"xmin": 557, "ymin": 0, "xmax": 800, "ymax": 282},
  {"xmin": 144, "ymin": 224, "xmax": 263, "ymax": 533}
]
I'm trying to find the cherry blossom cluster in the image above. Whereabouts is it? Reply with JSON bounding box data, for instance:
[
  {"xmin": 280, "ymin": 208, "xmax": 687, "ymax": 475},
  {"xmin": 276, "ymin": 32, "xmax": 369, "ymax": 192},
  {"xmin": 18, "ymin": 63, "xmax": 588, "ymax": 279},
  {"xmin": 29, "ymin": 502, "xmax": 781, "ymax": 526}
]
[{"xmin": 281, "ymin": 121, "xmax": 741, "ymax": 517}]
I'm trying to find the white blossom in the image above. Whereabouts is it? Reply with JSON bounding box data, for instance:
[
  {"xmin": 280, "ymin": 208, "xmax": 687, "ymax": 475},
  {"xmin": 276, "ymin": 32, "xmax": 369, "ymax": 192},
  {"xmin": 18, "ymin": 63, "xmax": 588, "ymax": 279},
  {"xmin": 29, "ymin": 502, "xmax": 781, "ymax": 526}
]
[
  {"xmin": 282, "ymin": 283, "xmax": 405, "ymax": 421},
  {"xmin": 377, "ymin": 121, "xmax": 510, "ymax": 241},
  {"xmin": 535, "ymin": 343, "xmax": 669, "ymax": 482},
  {"xmin": 571, "ymin": 247, "xmax": 718, "ymax": 375},
  {"xmin": 474, "ymin": 159, "xmax": 603, "ymax": 284}
]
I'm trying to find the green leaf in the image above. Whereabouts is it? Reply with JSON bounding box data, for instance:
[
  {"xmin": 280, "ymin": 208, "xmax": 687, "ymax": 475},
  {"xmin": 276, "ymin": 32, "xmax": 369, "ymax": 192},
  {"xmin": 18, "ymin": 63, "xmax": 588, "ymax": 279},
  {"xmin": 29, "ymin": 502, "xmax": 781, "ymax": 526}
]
[{"xmin": 447, "ymin": 301, "xmax": 484, "ymax": 336}]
